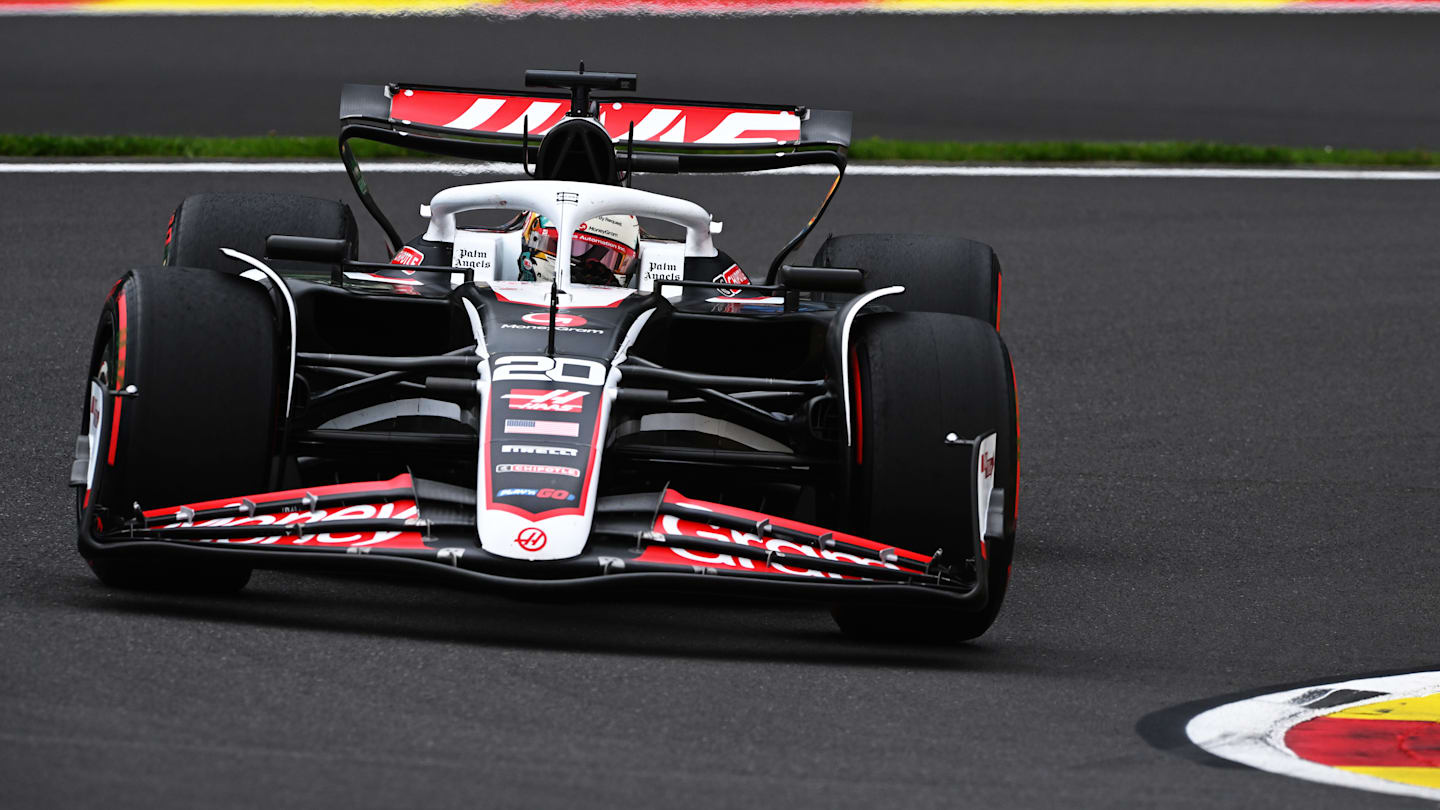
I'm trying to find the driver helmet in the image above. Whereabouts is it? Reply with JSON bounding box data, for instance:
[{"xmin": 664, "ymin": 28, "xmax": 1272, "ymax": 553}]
[{"xmin": 518, "ymin": 212, "xmax": 640, "ymax": 287}]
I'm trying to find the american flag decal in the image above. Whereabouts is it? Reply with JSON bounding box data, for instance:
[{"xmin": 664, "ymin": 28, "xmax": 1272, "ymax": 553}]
[{"xmin": 504, "ymin": 419, "xmax": 581, "ymax": 438}]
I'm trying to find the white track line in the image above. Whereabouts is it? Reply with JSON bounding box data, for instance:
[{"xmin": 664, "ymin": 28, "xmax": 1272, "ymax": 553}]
[{"xmin": 1, "ymin": 161, "xmax": 1438, "ymax": 180}]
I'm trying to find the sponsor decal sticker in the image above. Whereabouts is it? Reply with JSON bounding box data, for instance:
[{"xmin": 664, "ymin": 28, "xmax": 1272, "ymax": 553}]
[
  {"xmin": 495, "ymin": 464, "xmax": 581, "ymax": 477},
  {"xmin": 521, "ymin": 311, "xmax": 587, "ymax": 328},
  {"xmin": 452, "ymin": 229, "xmax": 499, "ymax": 278},
  {"xmin": 515, "ymin": 527, "xmax": 547, "ymax": 552},
  {"xmin": 158, "ymin": 500, "xmax": 427, "ymax": 549},
  {"xmin": 495, "ymin": 487, "xmax": 575, "ymax": 501},
  {"xmin": 500, "ymin": 323, "xmax": 605, "ymax": 335},
  {"xmin": 453, "ymin": 246, "xmax": 492, "ymax": 273},
  {"xmin": 645, "ymin": 258, "xmax": 683, "ymax": 282},
  {"xmin": 392, "ymin": 92, "xmax": 802, "ymax": 145},
  {"xmin": 1186, "ymin": 671, "xmax": 1440, "ymax": 801},
  {"xmin": 83, "ymin": 379, "xmax": 105, "ymax": 498},
  {"xmin": 494, "ymin": 356, "xmax": 606, "ymax": 385},
  {"xmin": 501, "ymin": 444, "xmax": 579, "ymax": 457},
  {"xmin": 712, "ymin": 263, "xmax": 751, "ymax": 296},
  {"xmin": 980, "ymin": 451, "xmax": 995, "ymax": 479},
  {"xmin": 504, "ymin": 389, "xmax": 588, "ymax": 413},
  {"xmin": 391, "ymin": 246, "xmax": 424, "ymax": 267},
  {"xmin": 638, "ymin": 497, "xmax": 928, "ymax": 580},
  {"xmin": 504, "ymin": 419, "xmax": 581, "ymax": 438},
  {"xmin": 599, "ymin": 104, "xmax": 801, "ymax": 144}
]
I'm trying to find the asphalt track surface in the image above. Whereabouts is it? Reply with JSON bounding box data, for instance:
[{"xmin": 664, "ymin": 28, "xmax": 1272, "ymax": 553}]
[
  {"xmin": 2, "ymin": 164, "xmax": 1439, "ymax": 808},
  {"xmin": 3, "ymin": 14, "xmax": 1440, "ymax": 149}
]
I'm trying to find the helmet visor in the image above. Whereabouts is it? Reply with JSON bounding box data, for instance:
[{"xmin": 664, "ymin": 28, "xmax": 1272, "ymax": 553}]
[{"xmin": 523, "ymin": 217, "xmax": 637, "ymax": 286}]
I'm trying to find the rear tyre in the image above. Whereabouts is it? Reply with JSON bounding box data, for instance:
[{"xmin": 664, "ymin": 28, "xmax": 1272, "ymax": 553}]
[
  {"xmin": 78, "ymin": 267, "xmax": 281, "ymax": 593},
  {"xmin": 831, "ymin": 312, "xmax": 1018, "ymax": 642},
  {"xmin": 814, "ymin": 233, "xmax": 1003, "ymax": 327},
  {"xmin": 164, "ymin": 192, "xmax": 358, "ymax": 271}
]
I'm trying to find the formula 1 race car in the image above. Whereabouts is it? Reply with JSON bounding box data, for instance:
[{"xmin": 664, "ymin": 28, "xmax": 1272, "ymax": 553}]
[{"xmin": 71, "ymin": 67, "xmax": 1018, "ymax": 642}]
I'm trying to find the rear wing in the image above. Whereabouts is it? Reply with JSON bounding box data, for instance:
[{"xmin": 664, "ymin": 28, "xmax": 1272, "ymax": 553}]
[
  {"xmin": 338, "ymin": 82, "xmax": 851, "ymax": 173},
  {"xmin": 338, "ymin": 71, "xmax": 851, "ymax": 278}
]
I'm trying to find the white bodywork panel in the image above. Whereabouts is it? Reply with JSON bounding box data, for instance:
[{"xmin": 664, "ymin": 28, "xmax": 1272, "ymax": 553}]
[
  {"xmin": 319, "ymin": 398, "xmax": 464, "ymax": 430},
  {"xmin": 450, "ymin": 228, "xmax": 518, "ymax": 283},
  {"xmin": 84, "ymin": 378, "xmax": 105, "ymax": 491},
  {"xmin": 609, "ymin": 413, "xmax": 791, "ymax": 453},
  {"xmin": 975, "ymin": 432, "xmax": 997, "ymax": 542},
  {"xmin": 222, "ymin": 248, "xmax": 297, "ymax": 418},
  {"xmin": 636, "ymin": 239, "xmax": 687, "ymax": 301},
  {"xmin": 470, "ymin": 304, "xmax": 656, "ymax": 561},
  {"xmin": 839, "ymin": 285, "xmax": 906, "ymax": 446}
]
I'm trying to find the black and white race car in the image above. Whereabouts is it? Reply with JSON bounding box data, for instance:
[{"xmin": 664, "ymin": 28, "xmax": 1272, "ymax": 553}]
[{"xmin": 72, "ymin": 68, "xmax": 1019, "ymax": 642}]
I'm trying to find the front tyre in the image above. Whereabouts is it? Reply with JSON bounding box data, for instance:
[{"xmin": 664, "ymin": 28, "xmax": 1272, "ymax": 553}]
[
  {"xmin": 832, "ymin": 312, "xmax": 1019, "ymax": 642},
  {"xmin": 77, "ymin": 267, "xmax": 281, "ymax": 592}
]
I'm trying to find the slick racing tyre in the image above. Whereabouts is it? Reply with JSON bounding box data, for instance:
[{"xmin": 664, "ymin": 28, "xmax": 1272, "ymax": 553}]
[
  {"xmin": 832, "ymin": 312, "xmax": 1018, "ymax": 642},
  {"xmin": 163, "ymin": 192, "xmax": 358, "ymax": 271},
  {"xmin": 77, "ymin": 267, "xmax": 281, "ymax": 592},
  {"xmin": 814, "ymin": 233, "xmax": 1003, "ymax": 328}
]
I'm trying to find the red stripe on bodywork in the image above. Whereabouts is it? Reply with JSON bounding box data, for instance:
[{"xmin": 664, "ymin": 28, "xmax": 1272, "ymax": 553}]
[
  {"xmin": 142, "ymin": 473, "xmax": 414, "ymax": 517},
  {"xmin": 1286, "ymin": 716, "xmax": 1440, "ymax": 768},
  {"xmin": 390, "ymin": 89, "xmax": 801, "ymax": 145},
  {"xmin": 477, "ymin": 98, "xmax": 541, "ymax": 133},
  {"xmin": 390, "ymin": 90, "xmax": 491, "ymax": 130},
  {"xmin": 637, "ymin": 490, "xmax": 933, "ymax": 579},
  {"xmin": 152, "ymin": 499, "xmax": 430, "ymax": 550}
]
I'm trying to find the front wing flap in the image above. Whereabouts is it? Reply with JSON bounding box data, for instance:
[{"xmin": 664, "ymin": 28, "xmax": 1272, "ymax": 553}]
[{"xmin": 82, "ymin": 458, "xmax": 995, "ymax": 610}]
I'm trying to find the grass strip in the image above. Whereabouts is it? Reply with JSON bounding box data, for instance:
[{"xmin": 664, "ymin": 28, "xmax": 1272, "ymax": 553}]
[{"xmin": 1, "ymin": 133, "xmax": 1437, "ymax": 167}]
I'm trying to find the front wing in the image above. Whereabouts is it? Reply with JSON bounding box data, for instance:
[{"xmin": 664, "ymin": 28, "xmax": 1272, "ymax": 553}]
[{"xmin": 81, "ymin": 472, "xmax": 993, "ymax": 610}]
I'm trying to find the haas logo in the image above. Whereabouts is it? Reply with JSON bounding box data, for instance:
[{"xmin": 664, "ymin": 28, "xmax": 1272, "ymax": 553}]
[
  {"xmin": 516, "ymin": 527, "xmax": 547, "ymax": 551},
  {"xmin": 504, "ymin": 389, "xmax": 588, "ymax": 413},
  {"xmin": 522, "ymin": 312, "xmax": 587, "ymax": 328},
  {"xmin": 979, "ymin": 452, "xmax": 995, "ymax": 479}
]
